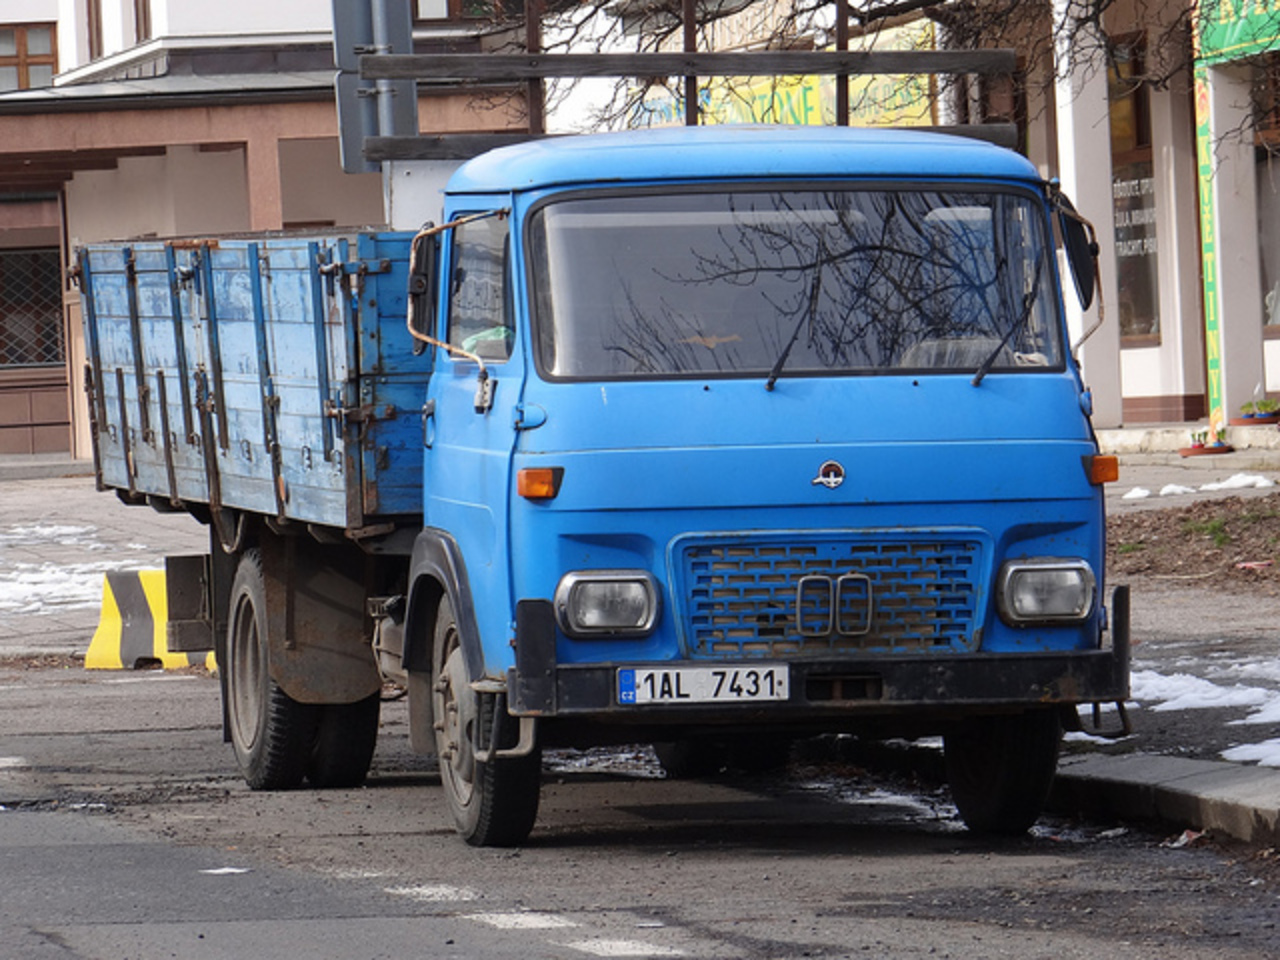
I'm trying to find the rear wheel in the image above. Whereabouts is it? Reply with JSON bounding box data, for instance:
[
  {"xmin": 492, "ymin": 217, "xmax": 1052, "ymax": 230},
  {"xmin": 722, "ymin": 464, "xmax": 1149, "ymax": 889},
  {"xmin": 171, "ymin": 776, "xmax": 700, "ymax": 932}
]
[
  {"xmin": 944, "ymin": 710, "xmax": 1062, "ymax": 836},
  {"xmin": 225, "ymin": 549, "xmax": 320, "ymax": 790},
  {"xmin": 306, "ymin": 693, "xmax": 381, "ymax": 788},
  {"xmin": 432, "ymin": 596, "xmax": 541, "ymax": 846}
]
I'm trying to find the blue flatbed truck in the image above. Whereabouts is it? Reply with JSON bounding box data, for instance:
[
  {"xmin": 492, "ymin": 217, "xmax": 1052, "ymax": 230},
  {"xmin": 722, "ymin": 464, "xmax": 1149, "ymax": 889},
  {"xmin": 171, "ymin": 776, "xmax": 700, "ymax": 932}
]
[{"xmin": 79, "ymin": 125, "xmax": 1128, "ymax": 846}]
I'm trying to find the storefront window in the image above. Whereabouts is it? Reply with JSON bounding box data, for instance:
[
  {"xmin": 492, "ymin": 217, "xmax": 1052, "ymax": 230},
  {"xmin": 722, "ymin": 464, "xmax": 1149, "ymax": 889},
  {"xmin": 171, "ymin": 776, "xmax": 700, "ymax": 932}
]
[
  {"xmin": 1110, "ymin": 35, "xmax": 1160, "ymax": 343},
  {"xmin": 0, "ymin": 249, "xmax": 63, "ymax": 368},
  {"xmin": 1255, "ymin": 55, "xmax": 1280, "ymax": 329}
]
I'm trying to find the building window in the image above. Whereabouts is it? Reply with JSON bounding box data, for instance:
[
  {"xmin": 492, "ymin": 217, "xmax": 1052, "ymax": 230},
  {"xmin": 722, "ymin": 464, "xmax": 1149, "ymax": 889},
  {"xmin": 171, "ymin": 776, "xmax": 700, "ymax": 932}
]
[
  {"xmin": 135, "ymin": 0, "xmax": 152, "ymax": 43},
  {"xmin": 0, "ymin": 250, "xmax": 64, "ymax": 368},
  {"xmin": 1109, "ymin": 33, "xmax": 1160, "ymax": 344},
  {"xmin": 0, "ymin": 24, "xmax": 57, "ymax": 91},
  {"xmin": 87, "ymin": 0, "xmax": 103, "ymax": 61},
  {"xmin": 1255, "ymin": 54, "xmax": 1280, "ymax": 331},
  {"xmin": 944, "ymin": 62, "xmax": 1029, "ymax": 155},
  {"xmin": 978, "ymin": 70, "xmax": 1028, "ymax": 149},
  {"xmin": 415, "ymin": 0, "xmax": 521, "ymax": 20}
]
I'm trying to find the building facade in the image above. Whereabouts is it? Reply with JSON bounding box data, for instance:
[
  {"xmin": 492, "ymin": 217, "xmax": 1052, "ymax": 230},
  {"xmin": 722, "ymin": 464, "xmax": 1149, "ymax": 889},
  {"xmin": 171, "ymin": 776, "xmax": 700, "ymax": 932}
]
[{"xmin": 0, "ymin": 0, "xmax": 519, "ymax": 458}]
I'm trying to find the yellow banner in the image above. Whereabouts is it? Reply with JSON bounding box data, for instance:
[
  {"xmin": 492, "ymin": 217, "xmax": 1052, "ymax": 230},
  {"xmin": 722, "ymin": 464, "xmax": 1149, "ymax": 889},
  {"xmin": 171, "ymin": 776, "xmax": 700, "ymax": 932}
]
[{"xmin": 634, "ymin": 21, "xmax": 937, "ymax": 128}]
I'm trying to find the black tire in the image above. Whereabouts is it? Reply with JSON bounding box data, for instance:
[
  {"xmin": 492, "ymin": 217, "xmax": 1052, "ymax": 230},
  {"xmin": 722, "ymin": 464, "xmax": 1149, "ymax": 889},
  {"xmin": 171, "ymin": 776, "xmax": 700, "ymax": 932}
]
[
  {"xmin": 652, "ymin": 739, "xmax": 724, "ymax": 779},
  {"xmin": 306, "ymin": 693, "xmax": 381, "ymax": 788},
  {"xmin": 729, "ymin": 735, "xmax": 792, "ymax": 774},
  {"xmin": 654, "ymin": 735, "xmax": 790, "ymax": 778},
  {"xmin": 944, "ymin": 710, "xmax": 1062, "ymax": 836},
  {"xmin": 225, "ymin": 549, "xmax": 320, "ymax": 790},
  {"xmin": 432, "ymin": 596, "xmax": 541, "ymax": 846}
]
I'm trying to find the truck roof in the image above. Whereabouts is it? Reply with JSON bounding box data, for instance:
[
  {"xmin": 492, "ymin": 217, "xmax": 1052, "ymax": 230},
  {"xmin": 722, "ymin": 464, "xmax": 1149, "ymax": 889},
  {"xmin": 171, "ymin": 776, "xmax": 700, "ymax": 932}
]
[{"xmin": 446, "ymin": 125, "xmax": 1042, "ymax": 195}]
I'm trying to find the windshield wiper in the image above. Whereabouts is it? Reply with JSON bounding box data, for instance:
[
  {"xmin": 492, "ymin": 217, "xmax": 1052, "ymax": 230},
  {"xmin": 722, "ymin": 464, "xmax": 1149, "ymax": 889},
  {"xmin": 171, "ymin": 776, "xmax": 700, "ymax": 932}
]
[
  {"xmin": 971, "ymin": 253, "xmax": 1045, "ymax": 387},
  {"xmin": 766, "ymin": 248, "xmax": 826, "ymax": 392}
]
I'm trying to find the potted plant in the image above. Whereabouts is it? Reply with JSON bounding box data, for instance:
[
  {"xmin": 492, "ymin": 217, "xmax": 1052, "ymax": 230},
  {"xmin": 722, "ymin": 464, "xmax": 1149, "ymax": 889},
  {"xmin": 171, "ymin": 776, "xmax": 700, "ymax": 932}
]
[{"xmin": 1240, "ymin": 401, "xmax": 1257, "ymax": 418}]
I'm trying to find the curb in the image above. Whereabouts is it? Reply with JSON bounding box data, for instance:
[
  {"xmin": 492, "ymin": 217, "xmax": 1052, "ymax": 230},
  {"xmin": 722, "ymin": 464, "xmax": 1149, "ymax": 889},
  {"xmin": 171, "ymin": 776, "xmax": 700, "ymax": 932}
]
[
  {"xmin": 821, "ymin": 737, "xmax": 1280, "ymax": 846},
  {"xmin": 0, "ymin": 455, "xmax": 95, "ymax": 482},
  {"xmin": 85, "ymin": 570, "xmax": 214, "ymax": 671},
  {"xmin": 1052, "ymin": 754, "xmax": 1280, "ymax": 846}
]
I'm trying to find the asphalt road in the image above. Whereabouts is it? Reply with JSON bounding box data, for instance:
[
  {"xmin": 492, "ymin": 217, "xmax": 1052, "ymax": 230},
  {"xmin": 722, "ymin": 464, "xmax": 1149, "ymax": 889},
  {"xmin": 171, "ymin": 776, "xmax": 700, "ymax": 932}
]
[
  {"xmin": 3, "ymin": 663, "xmax": 1280, "ymax": 960},
  {"xmin": 3, "ymin": 469, "xmax": 1280, "ymax": 958}
]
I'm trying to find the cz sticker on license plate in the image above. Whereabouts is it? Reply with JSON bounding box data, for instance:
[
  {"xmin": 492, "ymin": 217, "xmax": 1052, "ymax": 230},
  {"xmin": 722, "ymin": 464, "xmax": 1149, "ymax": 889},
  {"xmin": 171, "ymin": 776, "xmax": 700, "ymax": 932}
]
[{"xmin": 617, "ymin": 665, "xmax": 789, "ymax": 705}]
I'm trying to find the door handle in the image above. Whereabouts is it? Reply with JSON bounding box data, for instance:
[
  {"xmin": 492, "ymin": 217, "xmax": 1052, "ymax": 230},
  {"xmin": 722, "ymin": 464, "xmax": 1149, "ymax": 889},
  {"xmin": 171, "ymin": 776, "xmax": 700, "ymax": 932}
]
[{"xmin": 421, "ymin": 400, "xmax": 435, "ymax": 449}]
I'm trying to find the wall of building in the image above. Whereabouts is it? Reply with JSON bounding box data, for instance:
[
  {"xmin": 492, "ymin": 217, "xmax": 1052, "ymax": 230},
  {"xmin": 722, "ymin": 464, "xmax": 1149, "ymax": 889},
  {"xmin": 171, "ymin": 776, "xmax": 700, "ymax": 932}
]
[
  {"xmin": 64, "ymin": 145, "xmax": 251, "ymax": 244},
  {"xmin": 151, "ymin": 0, "xmax": 329, "ymax": 38},
  {"xmin": 278, "ymin": 138, "xmax": 382, "ymax": 228},
  {"xmin": 0, "ymin": 1, "xmax": 59, "ymax": 22},
  {"xmin": 52, "ymin": 0, "xmax": 331, "ymax": 74}
]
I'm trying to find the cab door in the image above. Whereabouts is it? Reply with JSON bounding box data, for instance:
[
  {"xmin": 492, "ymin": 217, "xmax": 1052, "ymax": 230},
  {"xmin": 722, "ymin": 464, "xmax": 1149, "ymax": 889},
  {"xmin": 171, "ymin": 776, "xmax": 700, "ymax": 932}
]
[{"xmin": 421, "ymin": 208, "xmax": 524, "ymax": 672}]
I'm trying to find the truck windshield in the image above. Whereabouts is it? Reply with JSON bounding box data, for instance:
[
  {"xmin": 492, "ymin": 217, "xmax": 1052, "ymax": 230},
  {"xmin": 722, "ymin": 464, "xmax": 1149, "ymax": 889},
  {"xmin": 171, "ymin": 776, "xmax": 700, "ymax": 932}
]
[{"xmin": 528, "ymin": 187, "xmax": 1063, "ymax": 381}]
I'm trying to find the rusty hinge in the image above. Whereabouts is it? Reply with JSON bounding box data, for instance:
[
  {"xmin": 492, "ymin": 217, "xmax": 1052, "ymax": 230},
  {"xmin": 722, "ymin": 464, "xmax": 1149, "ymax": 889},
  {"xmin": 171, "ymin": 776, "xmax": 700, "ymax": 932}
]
[
  {"xmin": 348, "ymin": 259, "xmax": 393, "ymax": 277},
  {"xmin": 325, "ymin": 401, "xmax": 397, "ymax": 424}
]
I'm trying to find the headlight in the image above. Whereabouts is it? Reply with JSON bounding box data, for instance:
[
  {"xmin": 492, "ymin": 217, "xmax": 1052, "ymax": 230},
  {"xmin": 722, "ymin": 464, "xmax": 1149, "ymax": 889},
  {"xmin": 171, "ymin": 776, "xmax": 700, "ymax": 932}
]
[
  {"xmin": 554, "ymin": 571, "xmax": 660, "ymax": 637},
  {"xmin": 997, "ymin": 559, "xmax": 1096, "ymax": 625}
]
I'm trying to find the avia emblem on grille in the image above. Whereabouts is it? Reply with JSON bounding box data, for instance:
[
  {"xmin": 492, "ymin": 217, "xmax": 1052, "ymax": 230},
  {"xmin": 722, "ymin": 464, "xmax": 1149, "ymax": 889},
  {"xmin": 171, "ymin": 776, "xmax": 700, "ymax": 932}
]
[{"xmin": 812, "ymin": 460, "xmax": 845, "ymax": 489}]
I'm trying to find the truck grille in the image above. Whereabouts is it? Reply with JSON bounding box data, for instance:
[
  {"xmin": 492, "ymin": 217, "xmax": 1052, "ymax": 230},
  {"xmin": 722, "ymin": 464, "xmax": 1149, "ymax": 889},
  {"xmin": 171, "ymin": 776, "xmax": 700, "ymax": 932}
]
[{"xmin": 679, "ymin": 535, "xmax": 984, "ymax": 658}]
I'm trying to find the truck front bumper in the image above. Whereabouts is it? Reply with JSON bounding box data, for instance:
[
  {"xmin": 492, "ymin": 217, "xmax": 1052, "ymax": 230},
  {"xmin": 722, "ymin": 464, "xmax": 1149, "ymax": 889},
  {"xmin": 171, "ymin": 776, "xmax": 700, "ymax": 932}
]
[{"xmin": 507, "ymin": 587, "xmax": 1131, "ymax": 722}]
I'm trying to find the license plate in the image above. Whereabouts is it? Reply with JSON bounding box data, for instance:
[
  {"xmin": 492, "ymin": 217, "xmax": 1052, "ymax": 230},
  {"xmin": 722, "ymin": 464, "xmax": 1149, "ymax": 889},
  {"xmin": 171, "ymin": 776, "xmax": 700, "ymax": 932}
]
[{"xmin": 617, "ymin": 665, "xmax": 789, "ymax": 705}]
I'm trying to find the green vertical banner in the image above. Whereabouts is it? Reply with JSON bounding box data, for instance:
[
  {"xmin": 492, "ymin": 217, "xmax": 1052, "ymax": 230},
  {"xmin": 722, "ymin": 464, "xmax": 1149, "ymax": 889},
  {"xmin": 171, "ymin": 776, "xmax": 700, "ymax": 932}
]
[{"xmin": 1194, "ymin": 65, "xmax": 1225, "ymax": 430}]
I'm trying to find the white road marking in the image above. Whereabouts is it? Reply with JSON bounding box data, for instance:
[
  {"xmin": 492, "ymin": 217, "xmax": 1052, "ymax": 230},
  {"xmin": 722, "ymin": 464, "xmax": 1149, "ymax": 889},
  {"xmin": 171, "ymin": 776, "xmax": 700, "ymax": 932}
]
[
  {"xmin": 0, "ymin": 756, "xmax": 27, "ymax": 769},
  {"xmin": 465, "ymin": 912, "xmax": 579, "ymax": 930},
  {"xmin": 102, "ymin": 675, "xmax": 199, "ymax": 685},
  {"xmin": 385, "ymin": 884, "xmax": 479, "ymax": 902},
  {"xmin": 200, "ymin": 867, "xmax": 251, "ymax": 875},
  {"xmin": 559, "ymin": 940, "xmax": 685, "ymax": 957}
]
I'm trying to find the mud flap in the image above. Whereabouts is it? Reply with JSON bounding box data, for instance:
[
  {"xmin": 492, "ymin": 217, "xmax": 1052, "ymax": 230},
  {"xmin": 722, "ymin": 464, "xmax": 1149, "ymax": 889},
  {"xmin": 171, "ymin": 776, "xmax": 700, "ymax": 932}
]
[{"xmin": 260, "ymin": 533, "xmax": 381, "ymax": 704}]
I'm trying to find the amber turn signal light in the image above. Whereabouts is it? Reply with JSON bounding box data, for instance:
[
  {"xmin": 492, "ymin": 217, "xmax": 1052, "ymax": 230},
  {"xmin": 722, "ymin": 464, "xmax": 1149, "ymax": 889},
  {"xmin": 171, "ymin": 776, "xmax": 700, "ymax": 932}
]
[
  {"xmin": 1085, "ymin": 454, "xmax": 1119, "ymax": 485},
  {"xmin": 518, "ymin": 467, "xmax": 564, "ymax": 500}
]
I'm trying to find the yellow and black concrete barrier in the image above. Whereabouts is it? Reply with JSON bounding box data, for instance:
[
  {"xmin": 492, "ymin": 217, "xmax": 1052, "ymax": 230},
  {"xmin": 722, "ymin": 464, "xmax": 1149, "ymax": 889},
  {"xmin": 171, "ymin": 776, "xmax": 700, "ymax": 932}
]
[{"xmin": 86, "ymin": 570, "xmax": 215, "ymax": 671}]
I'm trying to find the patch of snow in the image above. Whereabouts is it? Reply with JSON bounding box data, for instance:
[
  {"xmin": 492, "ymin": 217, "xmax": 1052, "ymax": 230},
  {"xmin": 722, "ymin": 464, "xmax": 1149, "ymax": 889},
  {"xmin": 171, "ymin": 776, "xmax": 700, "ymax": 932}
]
[
  {"xmin": 1064, "ymin": 730, "xmax": 1122, "ymax": 745},
  {"xmin": 1122, "ymin": 487, "xmax": 1151, "ymax": 500},
  {"xmin": 1198, "ymin": 473, "xmax": 1275, "ymax": 492},
  {"xmin": 1129, "ymin": 669, "xmax": 1273, "ymax": 712},
  {"xmin": 1206, "ymin": 659, "xmax": 1280, "ymax": 685},
  {"xmin": 1159, "ymin": 484, "xmax": 1196, "ymax": 497},
  {"xmin": 0, "ymin": 524, "xmax": 98, "ymax": 546},
  {"xmin": 1221, "ymin": 739, "xmax": 1280, "ymax": 767},
  {"xmin": 0, "ymin": 522, "xmax": 169, "ymax": 616},
  {"xmin": 544, "ymin": 745, "xmax": 666, "ymax": 779},
  {"xmin": 1229, "ymin": 697, "xmax": 1280, "ymax": 726},
  {"xmin": 0, "ymin": 561, "xmax": 134, "ymax": 614}
]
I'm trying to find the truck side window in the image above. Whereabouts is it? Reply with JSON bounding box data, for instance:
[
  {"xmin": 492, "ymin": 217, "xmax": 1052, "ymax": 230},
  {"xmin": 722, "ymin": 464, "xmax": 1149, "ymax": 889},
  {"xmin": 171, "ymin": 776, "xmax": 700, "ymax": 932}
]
[{"xmin": 448, "ymin": 216, "xmax": 513, "ymax": 361}]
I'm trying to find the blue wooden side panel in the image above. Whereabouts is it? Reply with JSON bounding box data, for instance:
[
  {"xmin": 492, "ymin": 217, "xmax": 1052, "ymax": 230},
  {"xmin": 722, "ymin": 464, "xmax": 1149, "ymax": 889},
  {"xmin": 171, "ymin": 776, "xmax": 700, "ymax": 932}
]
[
  {"xmin": 353, "ymin": 232, "xmax": 426, "ymax": 517},
  {"xmin": 81, "ymin": 232, "xmax": 425, "ymax": 530}
]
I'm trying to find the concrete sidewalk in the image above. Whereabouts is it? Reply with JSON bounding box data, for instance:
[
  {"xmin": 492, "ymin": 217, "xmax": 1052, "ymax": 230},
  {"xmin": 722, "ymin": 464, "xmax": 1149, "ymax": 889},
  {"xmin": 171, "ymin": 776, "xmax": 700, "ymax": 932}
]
[
  {"xmin": 2, "ymin": 441, "xmax": 1279, "ymax": 847},
  {"xmin": 0, "ymin": 453, "xmax": 94, "ymax": 481}
]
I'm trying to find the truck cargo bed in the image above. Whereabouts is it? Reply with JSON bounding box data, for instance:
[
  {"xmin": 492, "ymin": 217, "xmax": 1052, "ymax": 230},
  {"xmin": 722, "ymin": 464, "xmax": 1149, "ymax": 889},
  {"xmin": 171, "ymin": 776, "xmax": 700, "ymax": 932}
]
[{"xmin": 78, "ymin": 232, "xmax": 427, "ymax": 532}]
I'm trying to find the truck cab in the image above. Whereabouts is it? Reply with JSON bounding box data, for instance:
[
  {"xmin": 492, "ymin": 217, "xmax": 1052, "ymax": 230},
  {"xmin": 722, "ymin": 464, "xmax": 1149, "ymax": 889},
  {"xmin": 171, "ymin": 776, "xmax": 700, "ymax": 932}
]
[{"xmin": 402, "ymin": 125, "xmax": 1127, "ymax": 844}]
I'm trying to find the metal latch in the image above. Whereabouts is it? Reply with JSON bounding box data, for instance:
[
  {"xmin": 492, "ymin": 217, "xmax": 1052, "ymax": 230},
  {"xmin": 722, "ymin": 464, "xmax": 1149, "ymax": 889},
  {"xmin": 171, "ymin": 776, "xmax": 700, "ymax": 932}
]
[{"xmin": 325, "ymin": 401, "xmax": 397, "ymax": 424}]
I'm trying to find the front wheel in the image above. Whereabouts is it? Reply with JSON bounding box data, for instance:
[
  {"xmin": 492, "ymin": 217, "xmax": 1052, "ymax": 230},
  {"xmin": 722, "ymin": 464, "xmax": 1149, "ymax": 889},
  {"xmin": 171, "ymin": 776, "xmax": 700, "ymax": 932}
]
[
  {"xmin": 225, "ymin": 549, "xmax": 320, "ymax": 790},
  {"xmin": 944, "ymin": 710, "xmax": 1062, "ymax": 836},
  {"xmin": 432, "ymin": 596, "xmax": 541, "ymax": 846}
]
